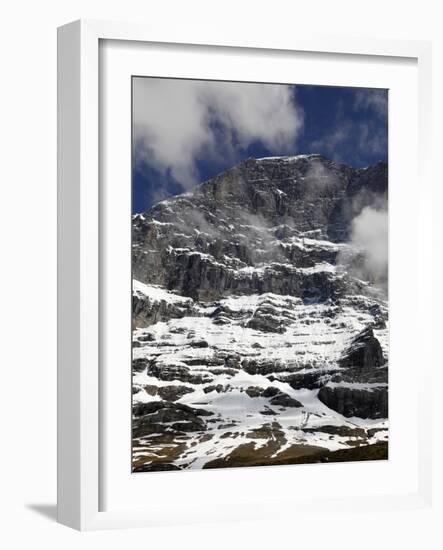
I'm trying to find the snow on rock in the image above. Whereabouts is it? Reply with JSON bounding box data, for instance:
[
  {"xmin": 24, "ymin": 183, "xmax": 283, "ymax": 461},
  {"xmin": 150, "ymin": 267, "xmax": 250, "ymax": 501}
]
[
  {"xmin": 133, "ymin": 280, "xmax": 192, "ymax": 305},
  {"xmin": 131, "ymin": 155, "xmax": 389, "ymax": 471}
]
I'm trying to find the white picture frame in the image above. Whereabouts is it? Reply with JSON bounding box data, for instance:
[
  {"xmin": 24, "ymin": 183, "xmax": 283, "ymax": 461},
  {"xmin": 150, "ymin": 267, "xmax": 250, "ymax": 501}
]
[{"xmin": 57, "ymin": 19, "xmax": 433, "ymax": 531}]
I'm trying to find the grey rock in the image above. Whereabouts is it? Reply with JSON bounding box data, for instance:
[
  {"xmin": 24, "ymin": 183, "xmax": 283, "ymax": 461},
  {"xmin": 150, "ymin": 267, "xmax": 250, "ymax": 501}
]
[
  {"xmin": 269, "ymin": 393, "xmax": 303, "ymax": 408},
  {"xmin": 262, "ymin": 386, "xmax": 281, "ymax": 398},
  {"xmin": 133, "ymin": 156, "xmax": 388, "ymax": 302},
  {"xmin": 245, "ymin": 386, "xmax": 264, "ymax": 398},
  {"xmin": 133, "ymin": 292, "xmax": 195, "ymax": 328},
  {"xmin": 317, "ymin": 385, "xmax": 388, "ymax": 419},
  {"xmin": 147, "ymin": 362, "xmax": 213, "ymax": 384},
  {"xmin": 132, "ymin": 401, "xmax": 213, "ymax": 438},
  {"xmin": 157, "ymin": 385, "xmax": 195, "ymax": 402},
  {"xmin": 338, "ymin": 326, "xmax": 386, "ymax": 370},
  {"xmin": 131, "ymin": 155, "xmax": 390, "ymax": 467}
]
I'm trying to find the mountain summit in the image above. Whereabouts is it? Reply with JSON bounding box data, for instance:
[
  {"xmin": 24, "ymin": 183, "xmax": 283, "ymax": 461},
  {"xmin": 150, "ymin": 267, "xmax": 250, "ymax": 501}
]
[{"xmin": 133, "ymin": 155, "xmax": 387, "ymax": 301}]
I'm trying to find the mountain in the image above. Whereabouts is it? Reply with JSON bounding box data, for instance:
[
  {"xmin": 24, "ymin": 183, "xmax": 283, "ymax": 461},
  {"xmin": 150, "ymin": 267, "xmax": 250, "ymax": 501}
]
[{"xmin": 131, "ymin": 154, "xmax": 389, "ymax": 471}]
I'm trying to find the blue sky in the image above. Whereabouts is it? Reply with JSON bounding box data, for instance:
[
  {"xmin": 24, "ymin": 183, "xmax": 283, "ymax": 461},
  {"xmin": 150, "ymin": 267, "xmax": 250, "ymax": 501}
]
[{"xmin": 133, "ymin": 78, "xmax": 387, "ymax": 213}]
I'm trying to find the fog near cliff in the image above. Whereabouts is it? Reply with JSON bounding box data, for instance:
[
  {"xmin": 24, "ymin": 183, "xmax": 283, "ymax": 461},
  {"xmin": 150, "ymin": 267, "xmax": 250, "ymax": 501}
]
[
  {"xmin": 304, "ymin": 158, "xmax": 338, "ymax": 191},
  {"xmin": 133, "ymin": 78, "xmax": 303, "ymax": 188},
  {"xmin": 348, "ymin": 202, "xmax": 388, "ymax": 291}
]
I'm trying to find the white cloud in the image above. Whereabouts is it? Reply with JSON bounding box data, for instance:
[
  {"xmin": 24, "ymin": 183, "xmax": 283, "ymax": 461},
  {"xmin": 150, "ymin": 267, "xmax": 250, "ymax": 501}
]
[
  {"xmin": 304, "ymin": 158, "xmax": 339, "ymax": 189},
  {"xmin": 133, "ymin": 78, "xmax": 303, "ymax": 188},
  {"xmin": 350, "ymin": 205, "xmax": 388, "ymax": 286}
]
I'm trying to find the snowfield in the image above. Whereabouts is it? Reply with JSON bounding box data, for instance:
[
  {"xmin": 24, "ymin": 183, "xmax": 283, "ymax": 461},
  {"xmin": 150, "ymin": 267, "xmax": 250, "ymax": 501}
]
[{"xmin": 132, "ymin": 285, "xmax": 388, "ymax": 470}]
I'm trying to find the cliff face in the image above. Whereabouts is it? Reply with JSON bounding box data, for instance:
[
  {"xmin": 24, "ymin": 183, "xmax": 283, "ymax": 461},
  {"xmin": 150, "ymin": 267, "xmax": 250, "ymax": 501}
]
[
  {"xmin": 133, "ymin": 155, "xmax": 387, "ymax": 300},
  {"xmin": 131, "ymin": 155, "xmax": 389, "ymax": 472}
]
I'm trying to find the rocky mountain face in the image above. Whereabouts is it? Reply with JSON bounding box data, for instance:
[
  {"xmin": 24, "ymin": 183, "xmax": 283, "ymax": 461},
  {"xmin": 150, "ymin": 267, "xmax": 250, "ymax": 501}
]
[{"xmin": 132, "ymin": 155, "xmax": 389, "ymax": 471}]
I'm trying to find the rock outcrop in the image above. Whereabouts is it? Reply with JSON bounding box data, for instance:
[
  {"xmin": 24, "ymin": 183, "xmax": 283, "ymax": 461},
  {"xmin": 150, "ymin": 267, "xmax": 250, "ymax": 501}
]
[
  {"xmin": 317, "ymin": 327, "xmax": 388, "ymax": 418},
  {"xmin": 132, "ymin": 155, "xmax": 387, "ymax": 302},
  {"xmin": 338, "ymin": 327, "xmax": 385, "ymax": 370},
  {"xmin": 317, "ymin": 385, "xmax": 388, "ymax": 419},
  {"xmin": 131, "ymin": 155, "xmax": 389, "ymax": 471}
]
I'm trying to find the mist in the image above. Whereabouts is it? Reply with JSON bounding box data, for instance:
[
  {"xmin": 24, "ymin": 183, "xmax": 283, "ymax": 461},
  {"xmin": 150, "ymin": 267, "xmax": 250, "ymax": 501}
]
[
  {"xmin": 350, "ymin": 204, "xmax": 388, "ymax": 290},
  {"xmin": 133, "ymin": 78, "xmax": 303, "ymax": 189}
]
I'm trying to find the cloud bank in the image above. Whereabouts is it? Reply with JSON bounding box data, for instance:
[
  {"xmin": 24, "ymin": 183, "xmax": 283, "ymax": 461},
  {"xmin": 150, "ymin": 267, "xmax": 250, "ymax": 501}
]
[
  {"xmin": 133, "ymin": 78, "xmax": 303, "ymax": 188},
  {"xmin": 350, "ymin": 204, "xmax": 388, "ymax": 288}
]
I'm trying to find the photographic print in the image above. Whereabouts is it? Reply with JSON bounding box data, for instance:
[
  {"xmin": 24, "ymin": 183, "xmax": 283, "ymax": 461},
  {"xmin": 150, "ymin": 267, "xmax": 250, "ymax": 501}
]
[{"xmin": 131, "ymin": 77, "xmax": 388, "ymax": 472}]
